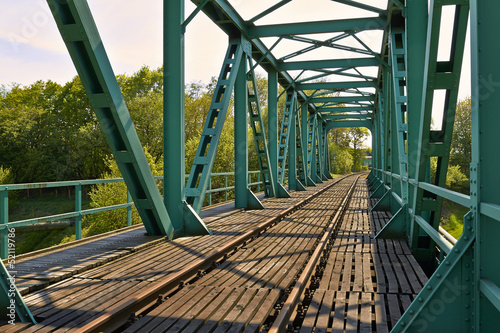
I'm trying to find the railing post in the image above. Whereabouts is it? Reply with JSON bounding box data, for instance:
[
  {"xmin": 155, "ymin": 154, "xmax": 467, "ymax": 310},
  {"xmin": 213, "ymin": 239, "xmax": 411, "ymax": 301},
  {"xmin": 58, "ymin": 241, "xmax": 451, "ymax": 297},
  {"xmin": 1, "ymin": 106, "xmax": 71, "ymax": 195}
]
[
  {"xmin": 0, "ymin": 189, "xmax": 8, "ymax": 259},
  {"xmin": 75, "ymin": 184, "xmax": 82, "ymax": 240},
  {"xmin": 208, "ymin": 178, "xmax": 212, "ymax": 206},
  {"xmin": 127, "ymin": 190, "xmax": 132, "ymax": 227},
  {"xmin": 224, "ymin": 175, "xmax": 228, "ymax": 202},
  {"xmin": 258, "ymin": 173, "xmax": 261, "ymax": 193}
]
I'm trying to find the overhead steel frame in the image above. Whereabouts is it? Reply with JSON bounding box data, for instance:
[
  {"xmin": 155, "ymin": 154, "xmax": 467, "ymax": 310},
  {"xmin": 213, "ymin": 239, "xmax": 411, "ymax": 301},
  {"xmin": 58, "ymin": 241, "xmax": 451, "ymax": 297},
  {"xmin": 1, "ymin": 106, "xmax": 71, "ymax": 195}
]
[{"xmin": 6, "ymin": 0, "xmax": 499, "ymax": 330}]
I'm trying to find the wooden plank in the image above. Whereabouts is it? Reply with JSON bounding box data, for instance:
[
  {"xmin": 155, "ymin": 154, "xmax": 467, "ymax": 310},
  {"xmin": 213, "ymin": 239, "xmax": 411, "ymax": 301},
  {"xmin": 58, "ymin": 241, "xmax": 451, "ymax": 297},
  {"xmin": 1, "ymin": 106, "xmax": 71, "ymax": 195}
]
[
  {"xmin": 345, "ymin": 292, "xmax": 358, "ymax": 333},
  {"xmin": 386, "ymin": 293, "xmax": 401, "ymax": 329},
  {"xmin": 331, "ymin": 291, "xmax": 346, "ymax": 331},
  {"xmin": 298, "ymin": 289, "xmax": 324, "ymax": 333},
  {"xmin": 374, "ymin": 293, "xmax": 389, "ymax": 333},
  {"xmin": 315, "ymin": 290, "xmax": 334, "ymax": 333},
  {"xmin": 359, "ymin": 293, "xmax": 372, "ymax": 333},
  {"xmin": 179, "ymin": 287, "xmax": 235, "ymax": 333},
  {"xmin": 225, "ymin": 288, "xmax": 270, "ymax": 333},
  {"xmin": 241, "ymin": 289, "xmax": 281, "ymax": 333}
]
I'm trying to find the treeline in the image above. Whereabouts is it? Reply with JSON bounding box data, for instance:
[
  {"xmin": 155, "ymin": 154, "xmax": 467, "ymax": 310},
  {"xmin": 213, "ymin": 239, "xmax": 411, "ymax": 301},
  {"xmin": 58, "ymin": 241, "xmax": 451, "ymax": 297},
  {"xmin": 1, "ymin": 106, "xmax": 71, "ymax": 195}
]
[
  {"xmin": 0, "ymin": 66, "xmax": 266, "ymax": 185},
  {"xmin": 328, "ymin": 127, "xmax": 370, "ymax": 174}
]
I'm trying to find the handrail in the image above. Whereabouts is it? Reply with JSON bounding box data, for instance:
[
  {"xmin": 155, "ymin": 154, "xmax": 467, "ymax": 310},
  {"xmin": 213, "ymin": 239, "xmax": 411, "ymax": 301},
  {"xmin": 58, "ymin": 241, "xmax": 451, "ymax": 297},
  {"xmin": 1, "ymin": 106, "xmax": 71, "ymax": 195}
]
[{"xmin": 0, "ymin": 170, "xmax": 267, "ymax": 256}]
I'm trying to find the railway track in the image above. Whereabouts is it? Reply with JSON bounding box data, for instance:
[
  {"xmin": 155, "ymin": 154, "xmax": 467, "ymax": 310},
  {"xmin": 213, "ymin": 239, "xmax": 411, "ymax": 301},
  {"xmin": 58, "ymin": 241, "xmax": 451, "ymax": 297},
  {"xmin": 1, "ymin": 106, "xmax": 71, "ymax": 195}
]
[
  {"xmin": 1, "ymin": 175, "xmax": 363, "ymax": 333},
  {"xmin": 79, "ymin": 175, "xmax": 360, "ymax": 333}
]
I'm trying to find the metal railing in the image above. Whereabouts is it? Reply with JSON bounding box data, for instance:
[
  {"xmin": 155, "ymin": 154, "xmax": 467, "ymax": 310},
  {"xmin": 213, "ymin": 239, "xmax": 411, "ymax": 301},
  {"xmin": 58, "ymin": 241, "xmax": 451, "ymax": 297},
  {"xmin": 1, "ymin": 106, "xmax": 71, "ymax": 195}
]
[{"xmin": 0, "ymin": 170, "xmax": 263, "ymax": 256}]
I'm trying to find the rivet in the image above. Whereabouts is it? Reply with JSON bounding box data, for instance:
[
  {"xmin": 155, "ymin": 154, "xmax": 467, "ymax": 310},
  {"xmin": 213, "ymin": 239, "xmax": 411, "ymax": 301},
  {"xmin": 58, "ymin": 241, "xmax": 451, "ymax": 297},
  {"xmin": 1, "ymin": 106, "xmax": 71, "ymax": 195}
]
[
  {"xmin": 409, "ymin": 310, "xmax": 414, "ymax": 314},
  {"xmin": 401, "ymin": 321, "xmax": 406, "ymax": 327},
  {"xmin": 446, "ymin": 261, "xmax": 450, "ymax": 266},
  {"xmin": 418, "ymin": 297, "xmax": 423, "ymax": 302},
  {"xmin": 466, "ymin": 305, "xmax": 470, "ymax": 309},
  {"xmin": 466, "ymin": 318, "xmax": 470, "ymax": 322},
  {"xmin": 464, "ymin": 236, "xmax": 469, "ymax": 240},
  {"xmin": 455, "ymin": 249, "xmax": 460, "ymax": 253},
  {"xmin": 436, "ymin": 274, "xmax": 441, "ymax": 278},
  {"xmin": 427, "ymin": 285, "xmax": 432, "ymax": 290}
]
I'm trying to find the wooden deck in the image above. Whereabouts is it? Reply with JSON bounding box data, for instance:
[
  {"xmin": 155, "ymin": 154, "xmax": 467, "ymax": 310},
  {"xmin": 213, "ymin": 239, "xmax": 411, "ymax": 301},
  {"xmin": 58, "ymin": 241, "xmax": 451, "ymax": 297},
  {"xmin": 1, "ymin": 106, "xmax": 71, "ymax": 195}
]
[{"xmin": 1, "ymin": 176, "xmax": 429, "ymax": 332}]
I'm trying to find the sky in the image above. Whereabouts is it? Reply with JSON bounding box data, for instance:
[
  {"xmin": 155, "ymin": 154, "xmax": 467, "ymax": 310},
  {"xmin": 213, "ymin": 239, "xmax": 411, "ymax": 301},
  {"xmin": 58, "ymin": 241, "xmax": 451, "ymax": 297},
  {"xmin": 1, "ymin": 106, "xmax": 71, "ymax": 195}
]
[{"xmin": 0, "ymin": 0, "xmax": 471, "ymax": 147}]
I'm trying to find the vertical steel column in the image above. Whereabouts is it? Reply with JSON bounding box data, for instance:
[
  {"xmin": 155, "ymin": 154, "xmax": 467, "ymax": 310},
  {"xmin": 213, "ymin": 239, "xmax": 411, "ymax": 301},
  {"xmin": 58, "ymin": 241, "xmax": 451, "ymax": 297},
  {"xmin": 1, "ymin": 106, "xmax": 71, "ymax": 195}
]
[
  {"xmin": 302, "ymin": 104, "xmax": 315, "ymax": 186},
  {"xmin": 164, "ymin": 0, "xmax": 186, "ymax": 232},
  {"xmin": 406, "ymin": 0, "xmax": 428, "ymax": 210},
  {"xmin": 234, "ymin": 51, "xmax": 248, "ymax": 208},
  {"xmin": 471, "ymin": 0, "xmax": 500, "ymax": 329},
  {"xmin": 287, "ymin": 103, "xmax": 297, "ymax": 191},
  {"xmin": 75, "ymin": 183, "xmax": 82, "ymax": 240},
  {"xmin": 268, "ymin": 70, "xmax": 279, "ymax": 196}
]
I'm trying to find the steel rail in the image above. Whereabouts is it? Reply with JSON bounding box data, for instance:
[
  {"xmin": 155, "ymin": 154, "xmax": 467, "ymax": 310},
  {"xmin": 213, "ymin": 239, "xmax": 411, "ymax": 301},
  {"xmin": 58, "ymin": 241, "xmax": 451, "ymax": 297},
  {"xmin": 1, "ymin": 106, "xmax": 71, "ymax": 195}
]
[
  {"xmin": 269, "ymin": 175, "xmax": 360, "ymax": 333},
  {"xmin": 74, "ymin": 175, "xmax": 356, "ymax": 333}
]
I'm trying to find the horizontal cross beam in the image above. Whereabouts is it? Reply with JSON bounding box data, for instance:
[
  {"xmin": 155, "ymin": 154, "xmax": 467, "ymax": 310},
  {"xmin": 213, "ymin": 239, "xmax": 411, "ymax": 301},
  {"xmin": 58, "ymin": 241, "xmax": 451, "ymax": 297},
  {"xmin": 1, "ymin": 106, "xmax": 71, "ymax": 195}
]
[
  {"xmin": 297, "ymin": 81, "xmax": 376, "ymax": 90},
  {"xmin": 279, "ymin": 57, "xmax": 380, "ymax": 71},
  {"xmin": 310, "ymin": 96, "xmax": 375, "ymax": 103},
  {"xmin": 248, "ymin": 17, "xmax": 387, "ymax": 37}
]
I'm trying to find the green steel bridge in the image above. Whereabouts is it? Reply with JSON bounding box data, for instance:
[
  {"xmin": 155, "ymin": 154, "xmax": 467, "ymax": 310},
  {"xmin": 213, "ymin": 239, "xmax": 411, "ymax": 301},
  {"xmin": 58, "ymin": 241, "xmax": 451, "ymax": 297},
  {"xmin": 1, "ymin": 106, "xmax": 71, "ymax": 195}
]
[{"xmin": 1, "ymin": 0, "xmax": 500, "ymax": 332}]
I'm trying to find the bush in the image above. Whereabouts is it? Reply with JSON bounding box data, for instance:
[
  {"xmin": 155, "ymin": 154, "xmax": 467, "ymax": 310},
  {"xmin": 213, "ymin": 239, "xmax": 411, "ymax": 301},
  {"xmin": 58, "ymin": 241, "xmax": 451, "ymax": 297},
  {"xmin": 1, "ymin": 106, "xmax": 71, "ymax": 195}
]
[
  {"xmin": 83, "ymin": 148, "xmax": 162, "ymax": 237},
  {"xmin": 446, "ymin": 165, "xmax": 469, "ymax": 194},
  {"xmin": 334, "ymin": 149, "xmax": 353, "ymax": 175},
  {"xmin": 0, "ymin": 166, "xmax": 14, "ymax": 184}
]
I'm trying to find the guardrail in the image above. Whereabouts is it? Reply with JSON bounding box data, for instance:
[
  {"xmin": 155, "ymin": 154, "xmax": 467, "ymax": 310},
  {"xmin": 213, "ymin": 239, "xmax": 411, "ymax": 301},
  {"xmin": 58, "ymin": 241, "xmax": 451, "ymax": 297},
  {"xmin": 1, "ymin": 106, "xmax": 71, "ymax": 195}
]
[
  {"xmin": 370, "ymin": 168, "xmax": 472, "ymax": 253},
  {"xmin": 0, "ymin": 170, "xmax": 265, "ymax": 256}
]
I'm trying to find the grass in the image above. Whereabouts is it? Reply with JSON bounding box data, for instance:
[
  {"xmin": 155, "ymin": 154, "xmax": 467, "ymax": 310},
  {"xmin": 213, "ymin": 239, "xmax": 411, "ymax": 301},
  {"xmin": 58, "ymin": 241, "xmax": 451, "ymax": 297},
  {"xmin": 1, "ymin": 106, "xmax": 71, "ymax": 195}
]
[{"xmin": 440, "ymin": 199, "xmax": 469, "ymax": 240}]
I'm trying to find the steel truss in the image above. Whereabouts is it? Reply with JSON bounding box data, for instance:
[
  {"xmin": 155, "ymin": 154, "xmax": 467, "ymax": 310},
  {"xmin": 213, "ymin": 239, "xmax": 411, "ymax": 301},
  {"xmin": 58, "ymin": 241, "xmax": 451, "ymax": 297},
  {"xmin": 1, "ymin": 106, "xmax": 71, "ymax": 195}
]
[{"xmin": 3, "ymin": 0, "xmax": 500, "ymax": 330}]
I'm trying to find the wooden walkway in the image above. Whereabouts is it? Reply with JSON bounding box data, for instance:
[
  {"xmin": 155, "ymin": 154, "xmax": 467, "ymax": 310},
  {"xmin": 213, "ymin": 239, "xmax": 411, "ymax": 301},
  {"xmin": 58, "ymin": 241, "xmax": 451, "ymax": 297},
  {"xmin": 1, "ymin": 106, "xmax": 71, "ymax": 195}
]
[{"xmin": 0, "ymin": 176, "xmax": 429, "ymax": 332}]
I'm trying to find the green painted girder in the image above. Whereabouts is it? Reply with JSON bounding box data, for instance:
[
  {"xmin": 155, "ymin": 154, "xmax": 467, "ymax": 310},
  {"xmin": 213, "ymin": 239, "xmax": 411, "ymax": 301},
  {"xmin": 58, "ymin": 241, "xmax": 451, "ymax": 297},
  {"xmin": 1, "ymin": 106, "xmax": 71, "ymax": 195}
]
[
  {"xmin": 0, "ymin": 260, "xmax": 36, "ymax": 324},
  {"xmin": 47, "ymin": 0, "xmax": 175, "ymax": 238},
  {"xmin": 185, "ymin": 39, "xmax": 246, "ymax": 213},
  {"xmin": 248, "ymin": 17, "xmax": 387, "ymax": 37},
  {"xmin": 248, "ymin": 0, "xmax": 292, "ymax": 23},
  {"xmin": 281, "ymin": 34, "xmax": 380, "ymax": 60},
  {"xmin": 306, "ymin": 114, "xmax": 318, "ymax": 178},
  {"xmin": 332, "ymin": 0, "xmax": 386, "ymax": 15},
  {"xmin": 294, "ymin": 100, "xmax": 307, "ymax": 188},
  {"xmin": 326, "ymin": 120, "xmax": 373, "ymax": 131},
  {"xmin": 190, "ymin": 0, "xmax": 310, "ymax": 106},
  {"xmin": 278, "ymin": 57, "xmax": 380, "ymax": 71},
  {"xmin": 389, "ymin": 27, "xmax": 409, "ymax": 205},
  {"xmin": 310, "ymin": 96, "xmax": 375, "ymax": 103},
  {"xmin": 280, "ymin": 33, "xmax": 352, "ymax": 61},
  {"xmin": 471, "ymin": 0, "xmax": 500, "ymax": 329},
  {"xmin": 246, "ymin": 57, "xmax": 276, "ymax": 198},
  {"xmin": 318, "ymin": 106, "xmax": 373, "ymax": 113},
  {"xmin": 409, "ymin": 0, "xmax": 469, "ymax": 255},
  {"xmin": 296, "ymin": 81, "xmax": 376, "ymax": 90},
  {"xmin": 324, "ymin": 114, "xmax": 372, "ymax": 121},
  {"xmin": 277, "ymin": 90, "xmax": 297, "ymax": 184}
]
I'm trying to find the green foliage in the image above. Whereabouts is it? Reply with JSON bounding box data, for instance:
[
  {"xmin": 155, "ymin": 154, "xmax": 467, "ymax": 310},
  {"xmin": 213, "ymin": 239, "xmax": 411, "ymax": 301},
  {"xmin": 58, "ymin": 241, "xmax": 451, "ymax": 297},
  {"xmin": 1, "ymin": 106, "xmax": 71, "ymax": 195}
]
[
  {"xmin": 430, "ymin": 158, "xmax": 469, "ymax": 194},
  {"xmin": 440, "ymin": 199, "xmax": 469, "ymax": 240},
  {"xmin": 0, "ymin": 166, "xmax": 14, "ymax": 184},
  {"xmin": 446, "ymin": 165, "xmax": 469, "ymax": 193},
  {"xmin": 333, "ymin": 149, "xmax": 353, "ymax": 175},
  {"xmin": 450, "ymin": 97, "xmax": 471, "ymax": 177},
  {"xmin": 83, "ymin": 148, "xmax": 162, "ymax": 237}
]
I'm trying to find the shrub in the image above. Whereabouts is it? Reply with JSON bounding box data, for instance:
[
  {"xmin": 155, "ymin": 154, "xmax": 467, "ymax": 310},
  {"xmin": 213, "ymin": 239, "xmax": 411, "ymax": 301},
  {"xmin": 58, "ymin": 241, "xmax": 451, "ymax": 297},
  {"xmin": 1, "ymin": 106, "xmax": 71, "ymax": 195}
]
[
  {"xmin": 0, "ymin": 166, "xmax": 14, "ymax": 184},
  {"xmin": 83, "ymin": 148, "xmax": 162, "ymax": 237},
  {"xmin": 334, "ymin": 149, "xmax": 353, "ymax": 175}
]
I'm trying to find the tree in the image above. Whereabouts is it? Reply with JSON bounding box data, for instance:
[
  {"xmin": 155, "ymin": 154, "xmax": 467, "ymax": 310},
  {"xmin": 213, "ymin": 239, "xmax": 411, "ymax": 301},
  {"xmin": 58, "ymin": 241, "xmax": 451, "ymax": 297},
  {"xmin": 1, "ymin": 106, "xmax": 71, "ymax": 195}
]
[{"xmin": 450, "ymin": 97, "xmax": 471, "ymax": 177}]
